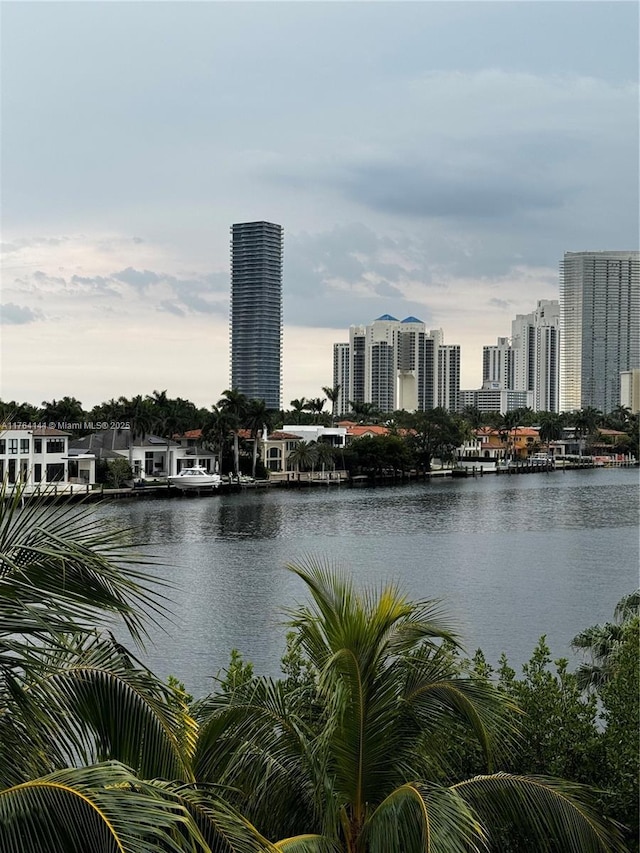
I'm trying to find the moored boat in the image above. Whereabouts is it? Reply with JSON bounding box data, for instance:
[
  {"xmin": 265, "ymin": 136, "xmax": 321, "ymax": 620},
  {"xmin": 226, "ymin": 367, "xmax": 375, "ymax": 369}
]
[{"xmin": 168, "ymin": 466, "xmax": 221, "ymax": 490}]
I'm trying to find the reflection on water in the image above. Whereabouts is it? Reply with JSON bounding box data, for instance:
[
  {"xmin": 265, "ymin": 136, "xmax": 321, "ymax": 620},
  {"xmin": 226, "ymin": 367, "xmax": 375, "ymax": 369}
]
[{"xmin": 97, "ymin": 469, "xmax": 639, "ymax": 698}]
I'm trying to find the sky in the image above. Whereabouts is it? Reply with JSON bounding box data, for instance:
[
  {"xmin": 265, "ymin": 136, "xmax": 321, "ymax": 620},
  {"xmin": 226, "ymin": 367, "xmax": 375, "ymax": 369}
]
[{"xmin": 1, "ymin": 0, "xmax": 638, "ymax": 410}]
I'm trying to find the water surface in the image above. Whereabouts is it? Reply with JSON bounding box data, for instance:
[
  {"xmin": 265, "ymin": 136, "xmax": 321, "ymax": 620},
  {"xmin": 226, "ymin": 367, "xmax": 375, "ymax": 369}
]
[{"xmin": 97, "ymin": 468, "xmax": 639, "ymax": 698}]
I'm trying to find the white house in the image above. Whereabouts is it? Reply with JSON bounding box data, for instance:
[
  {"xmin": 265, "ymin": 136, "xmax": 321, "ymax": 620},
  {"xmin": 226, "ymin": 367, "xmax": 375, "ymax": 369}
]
[
  {"xmin": 260, "ymin": 426, "xmax": 347, "ymax": 476},
  {"xmin": 0, "ymin": 427, "xmax": 94, "ymax": 489},
  {"xmin": 69, "ymin": 428, "xmax": 218, "ymax": 481}
]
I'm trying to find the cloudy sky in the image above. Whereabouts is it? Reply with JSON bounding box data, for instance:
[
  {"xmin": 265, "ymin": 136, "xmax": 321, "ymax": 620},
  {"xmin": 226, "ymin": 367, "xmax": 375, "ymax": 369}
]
[{"xmin": 1, "ymin": 1, "xmax": 638, "ymax": 410}]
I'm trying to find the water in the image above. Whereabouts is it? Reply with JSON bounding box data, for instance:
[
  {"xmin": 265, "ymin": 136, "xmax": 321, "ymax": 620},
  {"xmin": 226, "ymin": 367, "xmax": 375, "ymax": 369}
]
[{"xmin": 96, "ymin": 468, "xmax": 639, "ymax": 698}]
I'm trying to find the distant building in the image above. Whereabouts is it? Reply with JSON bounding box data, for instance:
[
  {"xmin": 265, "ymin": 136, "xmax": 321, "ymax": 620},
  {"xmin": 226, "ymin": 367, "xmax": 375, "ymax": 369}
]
[
  {"xmin": 512, "ymin": 300, "xmax": 561, "ymax": 412},
  {"xmin": 620, "ymin": 369, "xmax": 640, "ymax": 414},
  {"xmin": 230, "ymin": 221, "xmax": 283, "ymax": 409},
  {"xmin": 459, "ymin": 382, "xmax": 533, "ymax": 416},
  {"xmin": 334, "ymin": 316, "xmax": 457, "ymax": 413},
  {"xmin": 438, "ymin": 344, "xmax": 461, "ymax": 412},
  {"xmin": 332, "ymin": 343, "xmax": 350, "ymax": 416},
  {"xmin": 479, "ymin": 300, "xmax": 560, "ymax": 413},
  {"xmin": 560, "ymin": 251, "xmax": 640, "ymax": 413},
  {"xmin": 483, "ymin": 337, "xmax": 513, "ymax": 388}
]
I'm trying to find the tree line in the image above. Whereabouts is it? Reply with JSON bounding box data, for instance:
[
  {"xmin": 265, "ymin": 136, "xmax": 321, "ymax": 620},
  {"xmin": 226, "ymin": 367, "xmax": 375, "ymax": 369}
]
[
  {"xmin": 0, "ymin": 488, "xmax": 637, "ymax": 851},
  {"xmin": 1, "ymin": 391, "xmax": 637, "ymax": 478}
]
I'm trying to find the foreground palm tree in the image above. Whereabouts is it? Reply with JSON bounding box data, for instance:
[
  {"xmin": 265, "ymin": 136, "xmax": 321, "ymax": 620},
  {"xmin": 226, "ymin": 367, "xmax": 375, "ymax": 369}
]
[
  {"xmin": 0, "ymin": 486, "xmax": 266, "ymax": 852},
  {"xmin": 198, "ymin": 559, "xmax": 626, "ymax": 852}
]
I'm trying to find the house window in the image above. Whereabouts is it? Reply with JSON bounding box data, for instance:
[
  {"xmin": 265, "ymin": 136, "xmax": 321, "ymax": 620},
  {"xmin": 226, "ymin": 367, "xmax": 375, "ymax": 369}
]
[
  {"xmin": 0, "ymin": 439, "xmax": 5, "ymax": 454},
  {"xmin": 45, "ymin": 463, "xmax": 64, "ymax": 482},
  {"xmin": 46, "ymin": 439, "xmax": 65, "ymax": 453},
  {"xmin": 8, "ymin": 459, "xmax": 16, "ymax": 483},
  {"xmin": 34, "ymin": 439, "xmax": 42, "ymax": 453},
  {"xmin": 34, "ymin": 464, "xmax": 42, "ymax": 482},
  {"xmin": 0, "ymin": 460, "xmax": 4, "ymax": 479},
  {"xmin": 20, "ymin": 460, "xmax": 29, "ymax": 481},
  {"xmin": 20, "ymin": 439, "xmax": 30, "ymax": 453},
  {"xmin": 8, "ymin": 439, "xmax": 18, "ymax": 454}
]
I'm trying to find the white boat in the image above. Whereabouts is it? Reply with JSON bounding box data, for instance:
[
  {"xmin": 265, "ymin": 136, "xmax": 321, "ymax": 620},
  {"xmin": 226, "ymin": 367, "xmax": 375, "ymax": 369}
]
[{"xmin": 168, "ymin": 467, "xmax": 222, "ymax": 490}]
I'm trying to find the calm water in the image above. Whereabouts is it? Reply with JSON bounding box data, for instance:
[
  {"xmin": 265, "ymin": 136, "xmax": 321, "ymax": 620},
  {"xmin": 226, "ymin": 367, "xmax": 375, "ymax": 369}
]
[{"xmin": 97, "ymin": 468, "xmax": 639, "ymax": 698}]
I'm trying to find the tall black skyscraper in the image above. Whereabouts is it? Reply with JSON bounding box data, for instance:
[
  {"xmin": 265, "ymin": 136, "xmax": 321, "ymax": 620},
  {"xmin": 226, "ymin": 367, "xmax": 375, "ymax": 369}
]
[{"xmin": 230, "ymin": 221, "xmax": 283, "ymax": 409}]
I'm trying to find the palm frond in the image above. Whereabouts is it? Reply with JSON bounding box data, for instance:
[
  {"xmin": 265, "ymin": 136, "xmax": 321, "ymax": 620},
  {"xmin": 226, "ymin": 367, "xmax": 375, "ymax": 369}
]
[
  {"xmin": 363, "ymin": 781, "xmax": 486, "ymax": 853},
  {"xmin": 0, "ymin": 762, "xmax": 203, "ymax": 853},
  {"xmin": 0, "ymin": 486, "xmax": 169, "ymax": 656},
  {"xmin": 23, "ymin": 633, "xmax": 194, "ymax": 781},
  {"xmin": 151, "ymin": 780, "xmax": 275, "ymax": 853},
  {"xmin": 272, "ymin": 835, "xmax": 339, "ymax": 852},
  {"xmin": 452, "ymin": 772, "xmax": 627, "ymax": 852}
]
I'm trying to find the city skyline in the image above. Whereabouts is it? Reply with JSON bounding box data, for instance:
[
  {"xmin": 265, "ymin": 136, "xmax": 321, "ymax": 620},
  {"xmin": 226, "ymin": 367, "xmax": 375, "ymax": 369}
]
[{"xmin": 1, "ymin": 2, "xmax": 638, "ymax": 408}]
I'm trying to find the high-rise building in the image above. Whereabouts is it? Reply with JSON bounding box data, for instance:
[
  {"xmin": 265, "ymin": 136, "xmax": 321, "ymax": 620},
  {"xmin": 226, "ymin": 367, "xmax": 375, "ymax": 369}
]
[
  {"xmin": 483, "ymin": 337, "xmax": 514, "ymax": 389},
  {"xmin": 334, "ymin": 316, "xmax": 457, "ymax": 413},
  {"xmin": 560, "ymin": 251, "xmax": 639, "ymax": 413},
  {"xmin": 230, "ymin": 221, "xmax": 283, "ymax": 409},
  {"xmin": 332, "ymin": 343, "xmax": 350, "ymax": 417},
  {"xmin": 438, "ymin": 345, "xmax": 461, "ymax": 412},
  {"xmin": 512, "ymin": 300, "xmax": 561, "ymax": 413}
]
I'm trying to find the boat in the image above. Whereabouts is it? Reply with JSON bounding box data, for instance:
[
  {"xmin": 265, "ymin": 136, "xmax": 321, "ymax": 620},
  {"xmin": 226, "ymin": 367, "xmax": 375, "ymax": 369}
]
[{"xmin": 168, "ymin": 467, "xmax": 222, "ymax": 490}]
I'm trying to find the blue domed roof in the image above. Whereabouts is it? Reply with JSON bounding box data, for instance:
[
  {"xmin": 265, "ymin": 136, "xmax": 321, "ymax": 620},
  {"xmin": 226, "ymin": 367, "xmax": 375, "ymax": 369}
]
[
  {"xmin": 375, "ymin": 314, "xmax": 398, "ymax": 321},
  {"xmin": 401, "ymin": 316, "xmax": 423, "ymax": 324}
]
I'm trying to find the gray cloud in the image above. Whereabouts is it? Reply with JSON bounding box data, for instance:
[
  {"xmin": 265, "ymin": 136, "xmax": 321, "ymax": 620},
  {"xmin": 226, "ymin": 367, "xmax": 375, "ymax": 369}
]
[
  {"xmin": 112, "ymin": 267, "xmax": 161, "ymax": 289},
  {"xmin": 283, "ymin": 224, "xmax": 436, "ymax": 329},
  {"xmin": 158, "ymin": 301, "xmax": 185, "ymax": 317},
  {"xmin": 1, "ymin": 302, "xmax": 41, "ymax": 325},
  {"xmin": 341, "ymin": 160, "xmax": 564, "ymax": 220}
]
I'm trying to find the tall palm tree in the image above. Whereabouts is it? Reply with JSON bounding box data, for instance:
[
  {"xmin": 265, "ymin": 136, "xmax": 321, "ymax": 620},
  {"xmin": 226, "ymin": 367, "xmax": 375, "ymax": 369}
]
[
  {"xmin": 305, "ymin": 397, "xmax": 327, "ymax": 424},
  {"xmin": 289, "ymin": 398, "xmax": 307, "ymax": 425},
  {"xmin": 322, "ymin": 385, "xmax": 341, "ymax": 423},
  {"xmin": 538, "ymin": 412, "xmax": 564, "ymax": 448},
  {"xmin": 571, "ymin": 407, "xmax": 603, "ymax": 454},
  {"xmin": 198, "ymin": 560, "xmax": 625, "ymax": 852},
  {"xmin": 348, "ymin": 401, "xmax": 382, "ymax": 424},
  {"xmin": 120, "ymin": 395, "xmax": 155, "ymax": 469},
  {"xmin": 218, "ymin": 389, "xmax": 248, "ymax": 476},
  {"xmin": 202, "ymin": 404, "xmax": 236, "ymax": 474},
  {"xmin": 244, "ymin": 398, "xmax": 273, "ymax": 478}
]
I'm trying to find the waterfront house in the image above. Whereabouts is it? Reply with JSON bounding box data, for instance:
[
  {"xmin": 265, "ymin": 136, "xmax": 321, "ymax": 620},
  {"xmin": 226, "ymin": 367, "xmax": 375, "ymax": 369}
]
[
  {"xmin": 261, "ymin": 431, "xmax": 304, "ymax": 474},
  {"xmin": 69, "ymin": 428, "xmax": 218, "ymax": 481},
  {"xmin": 473, "ymin": 427, "xmax": 541, "ymax": 461},
  {"xmin": 0, "ymin": 426, "xmax": 94, "ymax": 489}
]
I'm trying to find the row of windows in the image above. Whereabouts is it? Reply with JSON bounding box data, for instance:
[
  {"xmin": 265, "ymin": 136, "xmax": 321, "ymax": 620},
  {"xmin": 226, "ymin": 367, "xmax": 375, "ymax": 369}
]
[{"xmin": 0, "ymin": 438, "xmax": 66, "ymax": 455}]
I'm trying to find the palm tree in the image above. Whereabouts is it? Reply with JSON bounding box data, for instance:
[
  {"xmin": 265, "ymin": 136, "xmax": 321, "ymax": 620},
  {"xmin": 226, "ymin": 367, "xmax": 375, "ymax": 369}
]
[
  {"xmin": 0, "ymin": 486, "xmax": 269, "ymax": 852},
  {"xmin": 571, "ymin": 407, "xmax": 603, "ymax": 455},
  {"xmin": 538, "ymin": 411, "xmax": 564, "ymax": 448},
  {"xmin": 348, "ymin": 401, "xmax": 382, "ymax": 424},
  {"xmin": 314, "ymin": 440, "xmax": 336, "ymax": 476},
  {"xmin": 289, "ymin": 398, "xmax": 307, "ymax": 425},
  {"xmin": 461, "ymin": 405, "xmax": 483, "ymax": 431},
  {"xmin": 322, "ymin": 385, "xmax": 341, "ymax": 423},
  {"xmin": 202, "ymin": 404, "xmax": 236, "ymax": 474},
  {"xmin": 119, "ymin": 395, "xmax": 155, "ymax": 469},
  {"xmin": 198, "ymin": 560, "xmax": 624, "ymax": 851},
  {"xmin": 218, "ymin": 389, "xmax": 248, "ymax": 477},
  {"xmin": 572, "ymin": 589, "xmax": 640, "ymax": 690},
  {"xmin": 497, "ymin": 410, "xmax": 520, "ymax": 462},
  {"xmin": 305, "ymin": 397, "xmax": 327, "ymax": 424},
  {"xmin": 245, "ymin": 398, "xmax": 273, "ymax": 478},
  {"xmin": 286, "ymin": 440, "xmax": 317, "ymax": 474}
]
